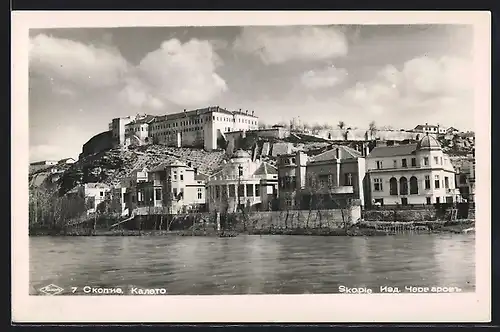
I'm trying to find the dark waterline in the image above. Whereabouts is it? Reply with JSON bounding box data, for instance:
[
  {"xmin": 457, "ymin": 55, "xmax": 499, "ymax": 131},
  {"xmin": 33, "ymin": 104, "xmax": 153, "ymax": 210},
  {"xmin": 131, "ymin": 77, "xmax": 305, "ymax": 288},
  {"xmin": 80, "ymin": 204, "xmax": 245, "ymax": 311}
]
[{"xmin": 30, "ymin": 234, "xmax": 475, "ymax": 295}]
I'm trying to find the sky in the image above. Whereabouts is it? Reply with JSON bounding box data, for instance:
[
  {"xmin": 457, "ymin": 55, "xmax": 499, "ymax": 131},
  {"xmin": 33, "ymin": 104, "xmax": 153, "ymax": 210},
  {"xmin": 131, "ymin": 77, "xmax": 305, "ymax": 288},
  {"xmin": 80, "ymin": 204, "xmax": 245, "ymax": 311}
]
[{"xmin": 28, "ymin": 24, "xmax": 474, "ymax": 162}]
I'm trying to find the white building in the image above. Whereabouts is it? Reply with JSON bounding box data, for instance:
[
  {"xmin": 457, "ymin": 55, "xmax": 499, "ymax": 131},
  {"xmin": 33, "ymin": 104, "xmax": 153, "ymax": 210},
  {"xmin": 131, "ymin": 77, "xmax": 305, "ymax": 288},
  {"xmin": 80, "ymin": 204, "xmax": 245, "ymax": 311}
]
[
  {"xmin": 124, "ymin": 115, "xmax": 157, "ymax": 146},
  {"xmin": 144, "ymin": 160, "xmax": 206, "ymax": 214},
  {"xmin": 109, "ymin": 114, "xmax": 150, "ymax": 147},
  {"xmin": 148, "ymin": 106, "xmax": 259, "ymax": 151},
  {"xmin": 206, "ymin": 150, "xmax": 278, "ymax": 212},
  {"xmin": 72, "ymin": 183, "xmax": 112, "ymax": 214},
  {"xmin": 366, "ymin": 135, "xmax": 459, "ymax": 206},
  {"xmin": 413, "ymin": 123, "xmax": 447, "ymax": 135}
]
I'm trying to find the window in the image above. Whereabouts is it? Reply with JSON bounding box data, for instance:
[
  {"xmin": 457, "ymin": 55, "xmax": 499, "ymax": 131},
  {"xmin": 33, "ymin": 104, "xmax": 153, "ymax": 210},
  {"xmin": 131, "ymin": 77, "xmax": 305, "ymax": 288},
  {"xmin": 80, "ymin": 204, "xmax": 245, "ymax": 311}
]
[
  {"xmin": 402, "ymin": 159, "xmax": 407, "ymax": 168},
  {"xmin": 229, "ymin": 185, "xmax": 236, "ymax": 197},
  {"xmin": 436, "ymin": 197, "xmax": 440, "ymax": 204},
  {"xmin": 440, "ymin": 157, "xmax": 443, "ymax": 165},
  {"xmin": 345, "ymin": 173, "xmax": 353, "ymax": 186},
  {"xmin": 426, "ymin": 197, "xmax": 431, "ymax": 205},
  {"xmin": 411, "ymin": 158, "xmax": 417, "ymax": 167},
  {"xmin": 246, "ymin": 184, "xmax": 253, "ymax": 197},
  {"xmin": 255, "ymin": 184, "xmax": 260, "ymax": 197},
  {"xmin": 155, "ymin": 188, "xmax": 162, "ymax": 201},
  {"xmin": 393, "ymin": 160, "xmax": 397, "ymax": 168},
  {"xmin": 409, "ymin": 176, "xmax": 418, "ymax": 194},
  {"xmin": 180, "ymin": 174, "xmax": 184, "ymax": 181},
  {"xmin": 434, "ymin": 156, "xmax": 438, "ymax": 164},
  {"xmin": 425, "ymin": 175, "xmax": 431, "ymax": 189},
  {"xmin": 100, "ymin": 191, "xmax": 104, "ymax": 197},
  {"xmin": 444, "ymin": 177, "xmax": 449, "ymax": 189},
  {"xmin": 238, "ymin": 184, "xmax": 244, "ymax": 197},
  {"xmin": 173, "ymin": 174, "xmax": 177, "ymax": 180},
  {"xmin": 401, "ymin": 197, "xmax": 408, "ymax": 205},
  {"xmin": 373, "ymin": 178, "xmax": 383, "ymax": 191},
  {"xmin": 424, "ymin": 157, "xmax": 429, "ymax": 166},
  {"xmin": 389, "ymin": 177, "xmax": 398, "ymax": 195},
  {"xmin": 197, "ymin": 188, "xmax": 202, "ymax": 200},
  {"xmin": 376, "ymin": 161, "xmax": 383, "ymax": 169},
  {"xmin": 173, "ymin": 188, "xmax": 177, "ymax": 197},
  {"xmin": 434, "ymin": 175, "xmax": 440, "ymax": 189},
  {"xmin": 399, "ymin": 177, "xmax": 408, "ymax": 195}
]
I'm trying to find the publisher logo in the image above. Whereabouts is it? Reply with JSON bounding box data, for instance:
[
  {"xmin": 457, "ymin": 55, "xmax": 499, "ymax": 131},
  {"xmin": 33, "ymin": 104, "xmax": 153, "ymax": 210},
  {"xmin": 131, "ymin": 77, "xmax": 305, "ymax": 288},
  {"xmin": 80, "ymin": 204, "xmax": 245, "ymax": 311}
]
[{"xmin": 39, "ymin": 284, "xmax": 64, "ymax": 295}]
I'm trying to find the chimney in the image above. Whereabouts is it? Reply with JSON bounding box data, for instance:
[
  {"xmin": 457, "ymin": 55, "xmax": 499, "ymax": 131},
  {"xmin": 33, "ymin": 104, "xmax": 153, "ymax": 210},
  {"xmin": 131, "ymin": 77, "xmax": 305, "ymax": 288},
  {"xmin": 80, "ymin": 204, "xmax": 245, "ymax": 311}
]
[
  {"xmin": 252, "ymin": 110, "xmax": 254, "ymax": 116},
  {"xmin": 245, "ymin": 110, "xmax": 248, "ymax": 115},
  {"xmin": 239, "ymin": 108, "xmax": 242, "ymax": 113},
  {"xmin": 335, "ymin": 148, "xmax": 340, "ymax": 160}
]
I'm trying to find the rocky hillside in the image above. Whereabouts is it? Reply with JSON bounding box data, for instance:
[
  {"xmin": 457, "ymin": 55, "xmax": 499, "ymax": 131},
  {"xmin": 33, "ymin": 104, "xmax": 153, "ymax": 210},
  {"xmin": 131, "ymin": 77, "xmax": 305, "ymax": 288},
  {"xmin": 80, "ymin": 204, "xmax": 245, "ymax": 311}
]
[{"xmin": 31, "ymin": 145, "xmax": 228, "ymax": 196}]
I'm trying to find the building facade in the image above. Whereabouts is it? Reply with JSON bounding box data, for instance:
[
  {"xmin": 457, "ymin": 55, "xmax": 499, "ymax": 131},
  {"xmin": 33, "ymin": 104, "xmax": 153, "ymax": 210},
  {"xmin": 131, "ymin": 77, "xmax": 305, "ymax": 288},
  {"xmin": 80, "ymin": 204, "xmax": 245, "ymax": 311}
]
[
  {"xmin": 206, "ymin": 150, "xmax": 278, "ymax": 212},
  {"xmin": 124, "ymin": 115, "xmax": 156, "ymax": 146},
  {"xmin": 71, "ymin": 183, "xmax": 111, "ymax": 214},
  {"xmin": 109, "ymin": 115, "xmax": 136, "ymax": 146},
  {"xmin": 277, "ymin": 146, "xmax": 367, "ymax": 209},
  {"xmin": 133, "ymin": 160, "xmax": 206, "ymax": 214},
  {"xmin": 365, "ymin": 135, "xmax": 459, "ymax": 206},
  {"xmin": 455, "ymin": 156, "xmax": 476, "ymax": 203},
  {"xmin": 277, "ymin": 151, "xmax": 308, "ymax": 209},
  {"xmin": 413, "ymin": 123, "xmax": 447, "ymax": 135},
  {"xmin": 148, "ymin": 106, "xmax": 259, "ymax": 151}
]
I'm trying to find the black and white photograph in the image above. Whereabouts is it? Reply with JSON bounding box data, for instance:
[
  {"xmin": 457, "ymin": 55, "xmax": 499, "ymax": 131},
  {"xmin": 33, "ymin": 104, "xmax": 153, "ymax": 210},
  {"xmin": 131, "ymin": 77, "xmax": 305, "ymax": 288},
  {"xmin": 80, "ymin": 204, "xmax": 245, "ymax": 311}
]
[{"xmin": 13, "ymin": 11, "xmax": 490, "ymax": 323}]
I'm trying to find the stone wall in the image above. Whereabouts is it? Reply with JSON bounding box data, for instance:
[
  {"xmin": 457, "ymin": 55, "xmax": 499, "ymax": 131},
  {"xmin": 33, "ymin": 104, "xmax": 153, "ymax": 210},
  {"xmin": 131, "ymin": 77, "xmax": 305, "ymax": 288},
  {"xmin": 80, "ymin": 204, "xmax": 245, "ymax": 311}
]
[
  {"xmin": 241, "ymin": 205, "xmax": 361, "ymax": 230},
  {"xmin": 363, "ymin": 209, "xmax": 437, "ymax": 222},
  {"xmin": 362, "ymin": 204, "xmax": 473, "ymax": 222},
  {"xmin": 81, "ymin": 131, "xmax": 113, "ymax": 157}
]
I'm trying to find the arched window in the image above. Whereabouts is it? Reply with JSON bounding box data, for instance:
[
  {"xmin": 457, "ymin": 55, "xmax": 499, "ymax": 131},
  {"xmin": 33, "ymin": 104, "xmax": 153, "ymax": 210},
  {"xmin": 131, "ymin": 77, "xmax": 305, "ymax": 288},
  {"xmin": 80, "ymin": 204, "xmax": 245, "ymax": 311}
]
[
  {"xmin": 410, "ymin": 176, "xmax": 418, "ymax": 195},
  {"xmin": 389, "ymin": 177, "xmax": 398, "ymax": 195},
  {"xmin": 399, "ymin": 177, "xmax": 408, "ymax": 195}
]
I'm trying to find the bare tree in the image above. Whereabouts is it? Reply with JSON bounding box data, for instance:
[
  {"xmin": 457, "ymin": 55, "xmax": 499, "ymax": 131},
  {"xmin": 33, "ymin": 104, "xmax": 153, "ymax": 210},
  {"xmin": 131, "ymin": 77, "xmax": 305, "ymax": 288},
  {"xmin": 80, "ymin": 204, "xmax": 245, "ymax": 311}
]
[
  {"xmin": 337, "ymin": 121, "xmax": 346, "ymax": 130},
  {"xmin": 369, "ymin": 121, "xmax": 377, "ymax": 140}
]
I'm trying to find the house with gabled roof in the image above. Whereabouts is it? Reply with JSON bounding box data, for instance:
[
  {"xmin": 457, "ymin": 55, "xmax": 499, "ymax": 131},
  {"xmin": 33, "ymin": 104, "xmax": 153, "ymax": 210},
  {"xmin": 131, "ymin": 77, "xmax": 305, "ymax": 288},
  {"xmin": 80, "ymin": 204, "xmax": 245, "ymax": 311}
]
[
  {"xmin": 365, "ymin": 135, "xmax": 459, "ymax": 207},
  {"xmin": 206, "ymin": 149, "xmax": 278, "ymax": 212},
  {"xmin": 277, "ymin": 145, "xmax": 368, "ymax": 209}
]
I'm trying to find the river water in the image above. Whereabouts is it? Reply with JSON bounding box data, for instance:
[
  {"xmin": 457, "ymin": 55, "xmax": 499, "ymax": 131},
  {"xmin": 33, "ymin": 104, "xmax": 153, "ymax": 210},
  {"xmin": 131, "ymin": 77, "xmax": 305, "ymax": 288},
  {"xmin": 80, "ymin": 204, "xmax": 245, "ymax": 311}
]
[{"xmin": 29, "ymin": 234, "xmax": 475, "ymax": 295}]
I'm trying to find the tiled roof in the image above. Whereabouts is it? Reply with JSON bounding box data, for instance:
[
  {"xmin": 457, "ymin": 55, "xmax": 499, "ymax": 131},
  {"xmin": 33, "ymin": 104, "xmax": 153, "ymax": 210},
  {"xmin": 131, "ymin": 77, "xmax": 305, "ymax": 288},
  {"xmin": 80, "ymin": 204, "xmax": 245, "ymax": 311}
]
[
  {"xmin": 309, "ymin": 145, "xmax": 362, "ymax": 162},
  {"xmin": 414, "ymin": 124, "xmax": 439, "ymax": 129},
  {"xmin": 254, "ymin": 162, "xmax": 278, "ymax": 176},
  {"xmin": 367, "ymin": 144, "xmax": 418, "ymax": 158}
]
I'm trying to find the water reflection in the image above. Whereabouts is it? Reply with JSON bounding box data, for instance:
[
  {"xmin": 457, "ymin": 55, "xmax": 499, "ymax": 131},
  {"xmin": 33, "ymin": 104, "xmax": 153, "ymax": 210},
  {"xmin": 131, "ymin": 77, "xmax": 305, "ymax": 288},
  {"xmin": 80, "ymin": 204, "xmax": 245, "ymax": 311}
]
[{"xmin": 30, "ymin": 234, "xmax": 475, "ymax": 295}]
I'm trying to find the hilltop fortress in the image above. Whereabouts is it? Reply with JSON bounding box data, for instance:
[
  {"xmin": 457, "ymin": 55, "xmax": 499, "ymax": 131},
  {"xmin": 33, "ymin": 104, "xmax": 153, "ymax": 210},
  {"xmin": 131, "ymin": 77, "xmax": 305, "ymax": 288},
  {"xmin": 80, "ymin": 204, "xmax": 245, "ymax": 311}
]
[{"xmin": 81, "ymin": 106, "xmax": 259, "ymax": 158}]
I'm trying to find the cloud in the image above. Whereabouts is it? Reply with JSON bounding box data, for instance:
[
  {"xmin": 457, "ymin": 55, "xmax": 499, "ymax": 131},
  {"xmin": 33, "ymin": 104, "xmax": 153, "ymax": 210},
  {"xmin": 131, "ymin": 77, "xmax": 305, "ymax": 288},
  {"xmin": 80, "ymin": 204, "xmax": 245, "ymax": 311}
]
[
  {"xmin": 29, "ymin": 34, "xmax": 228, "ymax": 110},
  {"xmin": 233, "ymin": 26, "xmax": 348, "ymax": 64},
  {"xmin": 342, "ymin": 55, "xmax": 474, "ymax": 118},
  {"xmin": 132, "ymin": 38, "xmax": 228, "ymax": 107},
  {"xmin": 301, "ymin": 66, "xmax": 348, "ymax": 89},
  {"xmin": 29, "ymin": 34, "xmax": 129, "ymax": 89}
]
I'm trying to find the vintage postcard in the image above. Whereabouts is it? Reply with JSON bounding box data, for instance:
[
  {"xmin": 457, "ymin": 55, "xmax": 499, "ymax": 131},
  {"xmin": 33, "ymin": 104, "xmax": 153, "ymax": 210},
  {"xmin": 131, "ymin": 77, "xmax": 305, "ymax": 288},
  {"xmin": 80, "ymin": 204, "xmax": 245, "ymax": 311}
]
[{"xmin": 12, "ymin": 11, "xmax": 491, "ymax": 323}]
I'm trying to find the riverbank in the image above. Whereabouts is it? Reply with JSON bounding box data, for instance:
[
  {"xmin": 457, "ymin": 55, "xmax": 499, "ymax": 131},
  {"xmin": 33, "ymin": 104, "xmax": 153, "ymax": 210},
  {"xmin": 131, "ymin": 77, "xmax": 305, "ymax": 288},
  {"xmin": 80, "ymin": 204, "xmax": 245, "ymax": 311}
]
[{"xmin": 29, "ymin": 219, "xmax": 475, "ymax": 237}]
